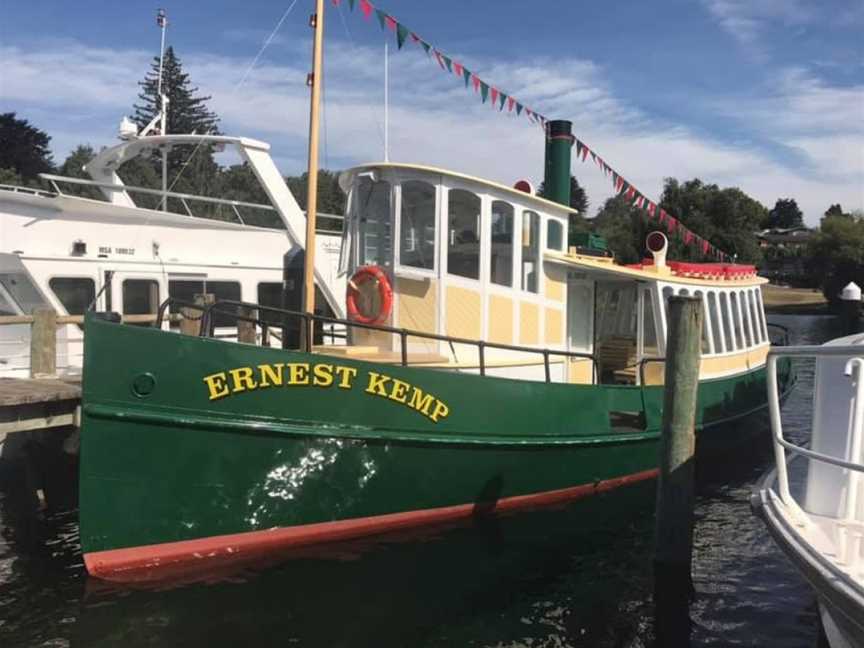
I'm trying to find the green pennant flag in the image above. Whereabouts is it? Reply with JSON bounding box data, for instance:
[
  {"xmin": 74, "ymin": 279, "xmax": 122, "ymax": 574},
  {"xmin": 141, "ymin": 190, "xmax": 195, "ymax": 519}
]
[
  {"xmin": 462, "ymin": 68, "xmax": 471, "ymax": 87},
  {"xmin": 575, "ymin": 141, "xmax": 583, "ymax": 158},
  {"xmin": 347, "ymin": 0, "xmax": 355, "ymax": 9},
  {"xmin": 515, "ymin": 102, "xmax": 523, "ymax": 115},
  {"xmin": 375, "ymin": 9, "xmax": 387, "ymax": 30},
  {"xmin": 396, "ymin": 23, "xmax": 409, "ymax": 49},
  {"xmin": 499, "ymin": 92, "xmax": 507, "ymax": 110},
  {"xmin": 420, "ymin": 40, "xmax": 431, "ymax": 54},
  {"xmin": 442, "ymin": 55, "xmax": 452, "ymax": 73},
  {"xmin": 480, "ymin": 81, "xmax": 489, "ymax": 103}
]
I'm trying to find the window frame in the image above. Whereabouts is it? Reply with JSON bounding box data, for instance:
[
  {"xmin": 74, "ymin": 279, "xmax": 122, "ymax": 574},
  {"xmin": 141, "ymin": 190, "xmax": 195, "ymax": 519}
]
[
  {"xmin": 394, "ymin": 175, "xmax": 440, "ymax": 278},
  {"xmin": 48, "ymin": 275, "xmax": 97, "ymax": 315}
]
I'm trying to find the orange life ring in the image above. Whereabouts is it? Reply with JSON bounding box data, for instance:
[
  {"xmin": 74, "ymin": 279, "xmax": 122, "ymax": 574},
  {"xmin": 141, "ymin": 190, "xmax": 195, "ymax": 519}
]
[{"xmin": 346, "ymin": 265, "xmax": 393, "ymax": 325}]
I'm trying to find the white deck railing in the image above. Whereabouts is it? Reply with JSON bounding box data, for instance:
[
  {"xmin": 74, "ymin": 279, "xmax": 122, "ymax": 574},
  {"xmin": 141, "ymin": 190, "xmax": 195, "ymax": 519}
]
[{"xmin": 767, "ymin": 346, "xmax": 864, "ymax": 526}]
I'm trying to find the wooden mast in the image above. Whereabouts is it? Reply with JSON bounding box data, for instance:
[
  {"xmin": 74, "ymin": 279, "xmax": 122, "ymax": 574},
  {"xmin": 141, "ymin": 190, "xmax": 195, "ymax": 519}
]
[{"xmin": 302, "ymin": 0, "xmax": 325, "ymax": 349}]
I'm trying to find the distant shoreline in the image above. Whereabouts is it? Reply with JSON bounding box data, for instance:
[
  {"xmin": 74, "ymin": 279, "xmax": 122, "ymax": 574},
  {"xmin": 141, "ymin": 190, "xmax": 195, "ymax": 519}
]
[{"xmin": 762, "ymin": 284, "xmax": 831, "ymax": 316}]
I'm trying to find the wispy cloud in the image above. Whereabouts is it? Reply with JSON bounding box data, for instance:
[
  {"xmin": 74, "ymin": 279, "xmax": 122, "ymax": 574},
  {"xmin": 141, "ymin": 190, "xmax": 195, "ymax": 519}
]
[{"xmin": 701, "ymin": 0, "xmax": 814, "ymax": 46}]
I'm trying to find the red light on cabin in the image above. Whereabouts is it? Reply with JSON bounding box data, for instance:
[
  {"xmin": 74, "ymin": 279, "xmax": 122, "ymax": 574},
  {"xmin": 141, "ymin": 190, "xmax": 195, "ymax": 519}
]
[{"xmin": 513, "ymin": 180, "xmax": 534, "ymax": 194}]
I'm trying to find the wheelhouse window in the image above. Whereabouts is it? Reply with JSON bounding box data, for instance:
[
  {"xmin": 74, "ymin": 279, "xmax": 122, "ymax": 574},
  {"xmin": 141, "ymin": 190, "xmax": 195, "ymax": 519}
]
[
  {"xmin": 730, "ymin": 291, "xmax": 746, "ymax": 349},
  {"xmin": 400, "ymin": 180, "xmax": 436, "ymax": 271},
  {"xmin": 49, "ymin": 277, "xmax": 95, "ymax": 315},
  {"xmin": 122, "ymin": 279, "xmax": 159, "ymax": 316},
  {"xmin": 719, "ymin": 292, "xmax": 735, "ymax": 351},
  {"xmin": 521, "ymin": 210, "xmax": 540, "ymax": 293},
  {"xmin": 447, "ymin": 189, "xmax": 480, "ymax": 280},
  {"xmin": 490, "ymin": 200, "xmax": 514, "ymax": 287},
  {"xmin": 693, "ymin": 290, "xmax": 711, "ymax": 354},
  {"xmin": 747, "ymin": 290, "xmax": 762, "ymax": 344},
  {"xmin": 707, "ymin": 291, "xmax": 725, "ymax": 353},
  {"xmin": 168, "ymin": 280, "xmax": 241, "ymax": 328},
  {"xmin": 356, "ymin": 176, "xmax": 392, "ymax": 267},
  {"xmin": 547, "ymin": 219, "xmax": 564, "ymax": 251},
  {"xmin": 0, "ymin": 273, "xmax": 45, "ymax": 314}
]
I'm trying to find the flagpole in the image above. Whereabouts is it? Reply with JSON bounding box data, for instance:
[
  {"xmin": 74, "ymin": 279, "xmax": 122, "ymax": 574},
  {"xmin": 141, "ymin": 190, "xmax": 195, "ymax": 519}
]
[
  {"xmin": 302, "ymin": 0, "xmax": 325, "ymax": 350},
  {"xmin": 384, "ymin": 40, "xmax": 389, "ymax": 162},
  {"xmin": 157, "ymin": 8, "xmax": 169, "ymax": 211}
]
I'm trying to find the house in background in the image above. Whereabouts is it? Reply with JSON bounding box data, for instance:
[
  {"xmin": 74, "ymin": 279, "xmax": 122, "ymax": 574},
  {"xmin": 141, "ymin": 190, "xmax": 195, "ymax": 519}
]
[{"xmin": 756, "ymin": 226, "xmax": 815, "ymax": 284}]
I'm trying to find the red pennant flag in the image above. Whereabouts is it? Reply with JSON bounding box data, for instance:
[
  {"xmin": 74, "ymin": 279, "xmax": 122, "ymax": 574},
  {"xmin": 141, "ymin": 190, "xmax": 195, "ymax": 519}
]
[
  {"xmin": 471, "ymin": 74, "xmax": 480, "ymax": 92},
  {"xmin": 647, "ymin": 202, "xmax": 656, "ymax": 217},
  {"xmin": 667, "ymin": 217, "xmax": 678, "ymax": 233},
  {"xmin": 452, "ymin": 61, "xmax": 463, "ymax": 77},
  {"xmin": 507, "ymin": 96, "xmax": 515, "ymax": 112},
  {"xmin": 635, "ymin": 196, "xmax": 644, "ymax": 208},
  {"xmin": 360, "ymin": 0, "xmax": 373, "ymax": 18},
  {"xmin": 385, "ymin": 15, "xmax": 397, "ymax": 30},
  {"xmin": 658, "ymin": 209, "xmax": 667, "ymax": 223},
  {"xmin": 684, "ymin": 230, "xmax": 694, "ymax": 245},
  {"xmin": 615, "ymin": 177, "xmax": 624, "ymax": 192},
  {"xmin": 581, "ymin": 146, "xmax": 589, "ymax": 161},
  {"xmin": 490, "ymin": 87, "xmax": 499, "ymax": 106},
  {"xmin": 626, "ymin": 186, "xmax": 635, "ymax": 200},
  {"xmin": 701, "ymin": 239, "xmax": 710, "ymax": 254},
  {"xmin": 410, "ymin": 32, "xmax": 420, "ymax": 43}
]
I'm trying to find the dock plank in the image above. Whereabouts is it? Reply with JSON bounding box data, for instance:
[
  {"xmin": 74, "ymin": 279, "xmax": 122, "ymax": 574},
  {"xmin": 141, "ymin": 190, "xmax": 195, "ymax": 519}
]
[{"xmin": 0, "ymin": 378, "xmax": 81, "ymax": 407}]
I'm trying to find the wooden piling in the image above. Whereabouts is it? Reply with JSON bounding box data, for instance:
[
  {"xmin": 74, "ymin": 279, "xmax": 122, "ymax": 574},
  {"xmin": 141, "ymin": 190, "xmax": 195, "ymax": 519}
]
[
  {"xmin": 29, "ymin": 308, "xmax": 57, "ymax": 378},
  {"xmin": 237, "ymin": 307, "xmax": 258, "ymax": 344},
  {"xmin": 653, "ymin": 295, "xmax": 702, "ymax": 647},
  {"xmin": 179, "ymin": 293, "xmax": 214, "ymax": 337}
]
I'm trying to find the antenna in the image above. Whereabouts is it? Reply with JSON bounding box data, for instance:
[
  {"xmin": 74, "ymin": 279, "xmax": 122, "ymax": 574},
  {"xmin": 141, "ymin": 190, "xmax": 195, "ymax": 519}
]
[
  {"xmin": 157, "ymin": 8, "xmax": 169, "ymax": 211},
  {"xmin": 384, "ymin": 40, "xmax": 389, "ymax": 162}
]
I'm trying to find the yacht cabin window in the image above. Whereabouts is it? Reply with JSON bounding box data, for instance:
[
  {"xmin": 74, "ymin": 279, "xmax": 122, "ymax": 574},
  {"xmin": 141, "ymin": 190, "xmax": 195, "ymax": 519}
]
[
  {"xmin": 0, "ymin": 273, "xmax": 44, "ymax": 314},
  {"xmin": 447, "ymin": 189, "xmax": 481, "ymax": 280},
  {"xmin": 168, "ymin": 280, "xmax": 241, "ymax": 328},
  {"xmin": 49, "ymin": 277, "xmax": 95, "ymax": 315},
  {"xmin": 357, "ymin": 177, "xmax": 392, "ymax": 267},
  {"xmin": 521, "ymin": 210, "xmax": 540, "ymax": 293},
  {"xmin": 399, "ymin": 180, "xmax": 436, "ymax": 271},
  {"xmin": 490, "ymin": 200, "xmax": 514, "ymax": 287}
]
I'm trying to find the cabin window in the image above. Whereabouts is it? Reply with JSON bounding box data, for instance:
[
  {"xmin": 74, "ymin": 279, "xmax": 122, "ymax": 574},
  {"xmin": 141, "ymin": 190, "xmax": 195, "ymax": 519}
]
[
  {"xmin": 447, "ymin": 189, "xmax": 481, "ymax": 280},
  {"xmin": 0, "ymin": 273, "xmax": 44, "ymax": 314},
  {"xmin": 400, "ymin": 180, "xmax": 436, "ymax": 271},
  {"xmin": 642, "ymin": 289, "xmax": 659, "ymax": 356},
  {"xmin": 122, "ymin": 279, "xmax": 159, "ymax": 316},
  {"xmin": 707, "ymin": 292, "xmax": 725, "ymax": 353},
  {"xmin": 755, "ymin": 289, "xmax": 768, "ymax": 341},
  {"xmin": 730, "ymin": 291, "xmax": 747, "ymax": 349},
  {"xmin": 719, "ymin": 292, "xmax": 735, "ymax": 351},
  {"xmin": 547, "ymin": 219, "xmax": 564, "ymax": 251},
  {"xmin": 739, "ymin": 291, "xmax": 753, "ymax": 348},
  {"xmin": 661, "ymin": 286, "xmax": 673, "ymax": 330},
  {"xmin": 357, "ymin": 177, "xmax": 392, "ymax": 267},
  {"xmin": 0, "ymin": 289, "xmax": 14, "ymax": 316},
  {"xmin": 490, "ymin": 200, "xmax": 514, "ymax": 287},
  {"xmin": 694, "ymin": 290, "xmax": 711, "ymax": 354},
  {"xmin": 168, "ymin": 280, "xmax": 241, "ymax": 328},
  {"xmin": 747, "ymin": 290, "xmax": 762, "ymax": 344},
  {"xmin": 49, "ymin": 277, "xmax": 95, "ymax": 315},
  {"xmin": 521, "ymin": 210, "xmax": 540, "ymax": 293}
]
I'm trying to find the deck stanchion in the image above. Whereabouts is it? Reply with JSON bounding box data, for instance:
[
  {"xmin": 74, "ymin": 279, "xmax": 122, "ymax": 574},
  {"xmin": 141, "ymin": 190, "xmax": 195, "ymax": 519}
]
[
  {"xmin": 653, "ymin": 295, "xmax": 702, "ymax": 647},
  {"xmin": 29, "ymin": 308, "xmax": 57, "ymax": 378},
  {"xmin": 478, "ymin": 341, "xmax": 486, "ymax": 376},
  {"xmin": 237, "ymin": 307, "xmax": 257, "ymax": 345},
  {"xmin": 400, "ymin": 330, "xmax": 408, "ymax": 367},
  {"xmin": 543, "ymin": 350, "xmax": 551, "ymax": 383}
]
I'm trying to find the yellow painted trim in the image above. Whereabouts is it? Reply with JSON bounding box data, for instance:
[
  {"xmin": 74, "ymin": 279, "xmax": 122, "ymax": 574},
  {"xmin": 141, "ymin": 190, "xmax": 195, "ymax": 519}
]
[
  {"xmin": 519, "ymin": 302, "xmax": 539, "ymax": 345},
  {"xmin": 545, "ymin": 307, "xmax": 563, "ymax": 345},
  {"xmin": 567, "ymin": 358, "xmax": 593, "ymax": 384},
  {"xmin": 544, "ymin": 251, "xmax": 768, "ymax": 287},
  {"xmin": 396, "ymin": 276, "xmax": 437, "ymax": 334},
  {"xmin": 700, "ymin": 344, "xmax": 769, "ymax": 375},
  {"xmin": 344, "ymin": 163, "xmax": 573, "ymax": 216},
  {"xmin": 488, "ymin": 294, "xmax": 513, "ymax": 344},
  {"xmin": 544, "ymin": 263, "xmax": 566, "ymax": 302}
]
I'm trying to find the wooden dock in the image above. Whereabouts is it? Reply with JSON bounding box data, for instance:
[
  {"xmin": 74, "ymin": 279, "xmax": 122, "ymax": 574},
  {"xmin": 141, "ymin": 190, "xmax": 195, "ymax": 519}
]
[{"xmin": 0, "ymin": 377, "xmax": 81, "ymax": 444}]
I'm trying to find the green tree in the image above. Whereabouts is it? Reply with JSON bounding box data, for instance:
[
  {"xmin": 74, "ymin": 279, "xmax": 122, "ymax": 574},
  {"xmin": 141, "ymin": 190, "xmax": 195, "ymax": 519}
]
[
  {"xmin": 285, "ymin": 170, "xmax": 346, "ymax": 216},
  {"xmin": 592, "ymin": 194, "xmax": 646, "ymax": 264},
  {"xmin": 805, "ymin": 212, "xmax": 864, "ymax": 305},
  {"xmin": 766, "ymin": 198, "xmax": 804, "ymax": 229},
  {"xmin": 131, "ymin": 46, "xmax": 221, "ymax": 213},
  {"xmin": 0, "ymin": 113, "xmax": 54, "ymax": 181},
  {"xmin": 824, "ymin": 203, "xmax": 852, "ymax": 219},
  {"xmin": 58, "ymin": 145, "xmax": 102, "ymax": 199},
  {"xmin": 537, "ymin": 175, "xmax": 590, "ymax": 244}
]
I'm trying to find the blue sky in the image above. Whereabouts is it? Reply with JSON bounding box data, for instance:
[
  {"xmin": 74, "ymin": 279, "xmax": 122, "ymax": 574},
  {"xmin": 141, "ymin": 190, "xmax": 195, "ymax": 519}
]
[{"xmin": 2, "ymin": 0, "xmax": 862, "ymax": 223}]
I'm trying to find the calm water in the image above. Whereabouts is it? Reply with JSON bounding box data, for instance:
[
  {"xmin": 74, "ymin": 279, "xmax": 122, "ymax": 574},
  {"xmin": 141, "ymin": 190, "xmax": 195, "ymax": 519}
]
[{"xmin": 0, "ymin": 315, "xmax": 846, "ymax": 647}]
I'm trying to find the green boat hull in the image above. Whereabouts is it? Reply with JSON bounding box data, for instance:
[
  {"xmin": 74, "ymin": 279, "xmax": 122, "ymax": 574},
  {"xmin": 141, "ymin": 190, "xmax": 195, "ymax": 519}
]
[{"xmin": 79, "ymin": 315, "xmax": 793, "ymax": 582}]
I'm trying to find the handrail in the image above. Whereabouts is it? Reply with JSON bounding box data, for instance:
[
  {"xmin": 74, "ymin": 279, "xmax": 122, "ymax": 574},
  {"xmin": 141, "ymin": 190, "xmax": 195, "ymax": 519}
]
[
  {"xmin": 191, "ymin": 298, "xmax": 600, "ymax": 384},
  {"xmin": 0, "ymin": 183, "xmax": 56, "ymax": 198},
  {"xmin": 0, "ymin": 313, "xmax": 177, "ymax": 326},
  {"xmin": 766, "ymin": 322, "xmax": 790, "ymax": 346},
  {"xmin": 766, "ymin": 345, "xmax": 864, "ymax": 522}
]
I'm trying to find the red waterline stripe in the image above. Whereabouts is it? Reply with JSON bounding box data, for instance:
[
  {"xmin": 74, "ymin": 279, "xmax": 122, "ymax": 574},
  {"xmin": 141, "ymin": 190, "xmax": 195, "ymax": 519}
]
[{"xmin": 84, "ymin": 468, "xmax": 658, "ymax": 583}]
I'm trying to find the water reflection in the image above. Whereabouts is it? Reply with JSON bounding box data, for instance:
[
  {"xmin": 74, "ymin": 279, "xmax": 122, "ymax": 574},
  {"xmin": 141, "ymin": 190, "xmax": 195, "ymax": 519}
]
[{"xmin": 0, "ymin": 314, "xmax": 845, "ymax": 647}]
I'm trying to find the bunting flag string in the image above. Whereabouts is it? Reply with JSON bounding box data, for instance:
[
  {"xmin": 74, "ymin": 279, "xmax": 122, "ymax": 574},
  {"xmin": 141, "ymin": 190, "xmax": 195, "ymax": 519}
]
[
  {"xmin": 337, "ymin": 0, "xmax": 730, "ymax": 261},
  {"xmin": 337, "ymin": 0, "xmax": 547, "ymax": 128}
]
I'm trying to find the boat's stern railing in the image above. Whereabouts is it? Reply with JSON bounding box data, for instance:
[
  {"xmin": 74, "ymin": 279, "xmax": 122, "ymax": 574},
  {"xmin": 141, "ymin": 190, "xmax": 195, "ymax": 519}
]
[{"xmin": 766, "ymin": 345, "xmax": 864, "ymax": 531}]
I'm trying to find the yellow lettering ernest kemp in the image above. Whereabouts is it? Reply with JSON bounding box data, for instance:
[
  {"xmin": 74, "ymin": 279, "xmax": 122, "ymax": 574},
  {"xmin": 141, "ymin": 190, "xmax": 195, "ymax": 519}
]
[{"xmin": 202, "ymin": 363, "xmax": 450, "ymax": 423}]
